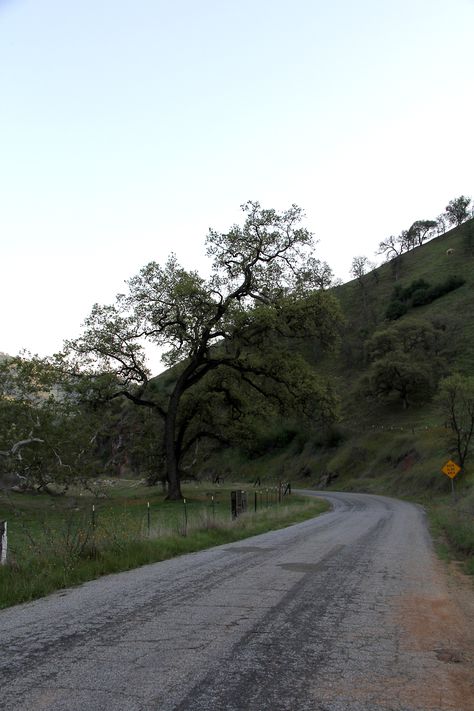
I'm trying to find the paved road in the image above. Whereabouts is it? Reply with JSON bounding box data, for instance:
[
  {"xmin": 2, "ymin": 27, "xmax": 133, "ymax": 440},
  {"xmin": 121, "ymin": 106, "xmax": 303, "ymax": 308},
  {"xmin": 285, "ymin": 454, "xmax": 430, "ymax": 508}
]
[{"xmin": 1, "ymin": 491, "xmax": 473, "ymax": 711}]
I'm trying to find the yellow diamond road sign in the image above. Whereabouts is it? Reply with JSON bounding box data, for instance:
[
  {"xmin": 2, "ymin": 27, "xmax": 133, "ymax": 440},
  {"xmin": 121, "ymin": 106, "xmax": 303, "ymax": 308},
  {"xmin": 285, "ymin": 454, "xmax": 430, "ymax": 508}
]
[{"xmin": 442, "ymin": 460, "xmax": 461, "ymax": 479}]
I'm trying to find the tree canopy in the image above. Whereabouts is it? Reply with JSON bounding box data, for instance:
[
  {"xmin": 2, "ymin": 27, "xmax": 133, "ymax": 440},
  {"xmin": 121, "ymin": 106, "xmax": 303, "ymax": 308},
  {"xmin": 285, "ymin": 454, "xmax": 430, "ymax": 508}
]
[
  {"xmin": 437, "ymin": 374, "xmax": 474, "ymax": 470},
  {"xmin": 361, "ymin": 318, "xmax": 448, "ymax": 408},
  {"xmin": 0, "ymin": 355, "xmax": 103, "ymax": 493},
  {"xmin": 65, "ymin": 202, "xmax": 342, "ymax": 499},
  {"xmin": 445, "ymin": 196, "xmax": 472, "ymax": 228}
]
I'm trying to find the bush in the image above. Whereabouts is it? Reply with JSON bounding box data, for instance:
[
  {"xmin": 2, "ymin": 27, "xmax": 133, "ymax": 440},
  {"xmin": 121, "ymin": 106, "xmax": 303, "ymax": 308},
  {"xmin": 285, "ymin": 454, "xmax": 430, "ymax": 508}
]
[
  {"xmin": 386, "ymin": 300, "xmax": 408, "ymax": 320},
  {"xmin": 322, "ymin": 424, "xmax": 348, "ymax": 448},
  {"xmin": 402, "ymin": 278, "xmax": 431, "ymax": 300},
  {"xmin": 411, "ymin": 287, "xmax": 431, "ymax": 307},
  {"xmin": 386, "ymin": 275, "xmax": 465, "ymax": 318}
]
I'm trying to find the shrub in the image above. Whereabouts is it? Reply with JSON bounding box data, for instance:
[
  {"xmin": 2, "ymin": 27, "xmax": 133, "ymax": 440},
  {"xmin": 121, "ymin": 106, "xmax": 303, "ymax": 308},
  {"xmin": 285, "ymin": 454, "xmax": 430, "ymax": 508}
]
[
  {"xmin": 322, "ymin": 424, "xmax": 347, "ymax": 448},
  {"xmin": 386, "ymin": 300, "xmax": 408, "ymax": 320},
  {"xmin": 411, "ymin": 287, "xmax": 431, "ymax": 307},
  {"xmin": 414, "ymin": 276, "xmax": 465, "ymax": 307},
  {"xmin": 402, "ymin": 278, "xmax": 431, "ymax": 300},
  {"xmin": 386, "ymin": 275, "xmax": 465, "ymax": 318}
]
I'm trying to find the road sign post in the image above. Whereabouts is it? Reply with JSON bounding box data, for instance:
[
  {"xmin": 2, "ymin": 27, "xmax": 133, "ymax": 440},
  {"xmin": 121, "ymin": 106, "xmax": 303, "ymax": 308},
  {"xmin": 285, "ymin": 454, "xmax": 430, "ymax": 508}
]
[{"xmin": 441, "ymin": 460, "xmax": 461, "ymax": 503}]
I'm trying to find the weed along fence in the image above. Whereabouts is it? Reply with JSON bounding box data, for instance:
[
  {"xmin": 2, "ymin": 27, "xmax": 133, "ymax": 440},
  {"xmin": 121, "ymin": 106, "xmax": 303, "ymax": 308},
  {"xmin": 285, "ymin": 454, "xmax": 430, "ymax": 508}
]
[
  {"xmin": 0, "ymin": 482, "xmax": 324, "ymax": 608},
  {"xmin": 0, "ymin": 482, "xmax": 293, "ymax": 579},
  {"xmin": 233, "ymin": 482, "xmax": 292, "ymax": 519}
]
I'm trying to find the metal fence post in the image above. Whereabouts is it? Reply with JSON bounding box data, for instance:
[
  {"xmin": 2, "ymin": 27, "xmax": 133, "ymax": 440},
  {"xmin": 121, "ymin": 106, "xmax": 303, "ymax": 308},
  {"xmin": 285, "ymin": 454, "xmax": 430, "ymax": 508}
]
[{"xmin": 183, "ymin": 498, "xmax": 188, "ymax": 535}]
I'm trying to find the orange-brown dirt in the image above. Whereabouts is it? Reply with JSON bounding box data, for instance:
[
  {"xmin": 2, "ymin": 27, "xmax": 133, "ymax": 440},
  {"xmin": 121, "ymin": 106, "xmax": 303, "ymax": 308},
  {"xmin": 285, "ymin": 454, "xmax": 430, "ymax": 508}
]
[
  {"xmin": 312, "ymin": 561, "xmax": 474, "ymax": 711},
  {"xmin": 393, "ymin": 561, "xmax": 474, "ymax": 710}
]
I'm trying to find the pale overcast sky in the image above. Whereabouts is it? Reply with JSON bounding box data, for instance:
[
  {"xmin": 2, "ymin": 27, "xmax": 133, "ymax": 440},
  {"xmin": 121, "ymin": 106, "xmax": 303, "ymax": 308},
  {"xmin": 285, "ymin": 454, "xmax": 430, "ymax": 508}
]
[{"xmin": 1, "ymin": 0, "xmax": 473, "ymax": 367}]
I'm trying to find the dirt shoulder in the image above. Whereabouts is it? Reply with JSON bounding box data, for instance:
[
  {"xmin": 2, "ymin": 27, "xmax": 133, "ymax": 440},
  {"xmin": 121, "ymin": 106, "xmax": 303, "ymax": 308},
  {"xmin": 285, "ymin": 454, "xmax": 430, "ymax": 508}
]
[{"xmin": 393, "ymin": 559, "xmax": 474, "ymax": 710}]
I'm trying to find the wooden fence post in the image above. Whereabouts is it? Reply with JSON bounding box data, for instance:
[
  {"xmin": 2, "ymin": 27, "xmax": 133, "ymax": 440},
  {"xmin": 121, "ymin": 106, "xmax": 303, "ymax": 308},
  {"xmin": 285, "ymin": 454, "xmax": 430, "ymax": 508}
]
[{"xmin": 0, "ymin": 521, "xmax": 7, "ymax": 565}]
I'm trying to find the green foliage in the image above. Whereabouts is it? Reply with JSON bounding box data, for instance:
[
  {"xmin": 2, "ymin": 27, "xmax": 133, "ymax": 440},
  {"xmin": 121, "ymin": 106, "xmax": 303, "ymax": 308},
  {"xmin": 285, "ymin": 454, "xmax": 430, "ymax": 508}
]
[
  {"xmin": 429, "ymin": 505, "xmax": 474, "ymax": 573},
  {"xmin": 0, "ymin": 355, "xmax": 106, "ymax": 492},
  {"xmin": 319, "ymin": 423, "xmax": 347, "ymax": 448},
  {"xmin": 429, "ymin": 275, "xmax": 465, "ymax": 300},
  {"xmin": 436, "ymin": 374, "xmax": 474, "ymax": 469},
  {"xmin": 384, "ymin": 299, "xmax": 408, "ymax": 320},
  {"xmin": 386, "ymin": 275, "xmax": 465, "ymax": 319},
  {"xmin": 407, "ymin": 220, "xmax": 438, "ymax": 247},
  {"xmin": 64, "ymin": 202, "xmax": 342, "ymax": 498},
  {"xmin": 362, "ymin": 353, "xmax": 433, "ymax": 409},
  {"xmin": 445, "ymin": 195, "xmax": 472, "ymax": 228},
  {"xmin": 399, "ymin": 278, "xmax": 431, "ymax": 300},
  {"xmin": 361, "ymin": 318, "xmax": 448, "ymax": 408}
]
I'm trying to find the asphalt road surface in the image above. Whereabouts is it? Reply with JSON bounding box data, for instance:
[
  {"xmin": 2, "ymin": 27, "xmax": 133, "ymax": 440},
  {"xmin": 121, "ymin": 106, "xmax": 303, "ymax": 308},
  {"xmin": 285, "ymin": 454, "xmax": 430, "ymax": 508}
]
[{"xmin": 1, "ymin": 491, "xmax": 473, "ymax": 711}]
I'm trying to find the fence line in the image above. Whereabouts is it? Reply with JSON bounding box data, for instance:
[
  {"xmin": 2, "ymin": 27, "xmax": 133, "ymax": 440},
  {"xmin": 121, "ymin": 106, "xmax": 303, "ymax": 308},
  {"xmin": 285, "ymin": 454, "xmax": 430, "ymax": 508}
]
[{"xmin": 0, "ymin": 484, "xmax": 294, "ymax": 567}]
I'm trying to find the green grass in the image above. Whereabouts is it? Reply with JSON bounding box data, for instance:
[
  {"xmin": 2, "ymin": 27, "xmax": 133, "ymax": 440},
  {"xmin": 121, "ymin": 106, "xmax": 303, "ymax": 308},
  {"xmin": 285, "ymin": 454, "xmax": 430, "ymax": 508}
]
[
  {"xmin": 4, "ymin": 222, "xmax": 473, "ymax": 603},
  {"xmin": 425, "ymin": 495, "xmax": 474, "ymax": 575},
  {"xmin": 0, "ymin": 482, "xmax": 329, "ymax": 609}
]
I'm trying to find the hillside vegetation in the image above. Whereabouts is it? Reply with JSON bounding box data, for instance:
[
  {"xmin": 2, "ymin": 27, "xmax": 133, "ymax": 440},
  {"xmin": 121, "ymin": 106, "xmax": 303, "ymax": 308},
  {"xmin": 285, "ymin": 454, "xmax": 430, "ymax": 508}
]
[
  {"xmin": 200, "ymin": 220, "xmax": 474, "ymax": 566},
  {"xmin": 2, "ymin": 211, "xmax": 473, "ymax": 573},
  {"xmin": 214, "ymin": 220, "xmax": 472, "ymax": 475}
]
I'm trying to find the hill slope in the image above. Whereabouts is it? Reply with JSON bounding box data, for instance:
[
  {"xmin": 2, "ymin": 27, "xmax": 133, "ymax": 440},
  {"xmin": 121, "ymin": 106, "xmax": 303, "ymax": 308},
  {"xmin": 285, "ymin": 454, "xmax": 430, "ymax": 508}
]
[{"xmin": 213, "ymin": 218, "xmax": 474, "ymax": 500}]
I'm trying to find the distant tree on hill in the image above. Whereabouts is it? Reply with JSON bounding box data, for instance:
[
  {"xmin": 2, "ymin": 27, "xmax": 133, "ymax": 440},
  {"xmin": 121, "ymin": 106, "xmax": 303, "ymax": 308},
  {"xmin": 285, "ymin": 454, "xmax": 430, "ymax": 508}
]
[
  {"xmin": 376, "ymin": 223, "xmax": 430, "ymax": 281},
  {"xmin": 362, "ymin": 354, "xmax": 433, "ymax": 409},
  {"xmin": 350, "ymin": 256, "xmax": 373, "ymax": 280},
  {"xmin": 378, "ymin": 215, "xmax": 440, "ymax": 265},
  {"xmin": 64, "ymin": 202, "xmax": 342, "ymax": 500},
  {"xmin": 361, "ymin": 319, "xmax": 447, "ymax": 408},
  {"xmin": 437, "ymin": 374, "xmax": 474, "ymax": 470},
  {"xmin": 312, "ymin": 260, "xmax": 336, "ymax": 290},
  {"xmin": 350, "ymin": 256, "xmax": 377, "ymax": 325},
  {"xmin": 444, "ymin": 196, "xmax": 472, "ymax": 228},
  {"xmin": 406, "ymin": 220, "xmax": 438, "ymax": 248},
  {"xmin": 389, "ymin": 253, "xmax": 404, "ymax": 282},
  {"xmin": 377, "ymin": 234, "xmax": 404, "ymax": 261},
  {"xmin": 292, "ymin": 257, "xmax": 336, "ymax": 291},
  {"xmin": 436, "ymin": 213, "xmax": 448, "ymax": 235}
]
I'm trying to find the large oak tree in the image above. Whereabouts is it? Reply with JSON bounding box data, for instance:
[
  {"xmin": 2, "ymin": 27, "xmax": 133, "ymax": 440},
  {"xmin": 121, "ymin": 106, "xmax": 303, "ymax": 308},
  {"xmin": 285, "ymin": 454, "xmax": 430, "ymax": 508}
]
[{"xmin": 65, "ymin": 202, "xmax": 341, "ymax": 499}]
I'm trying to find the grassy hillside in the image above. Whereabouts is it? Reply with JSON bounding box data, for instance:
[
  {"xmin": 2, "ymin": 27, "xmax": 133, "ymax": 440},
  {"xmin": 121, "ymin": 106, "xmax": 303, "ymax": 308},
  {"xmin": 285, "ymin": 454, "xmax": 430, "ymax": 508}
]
[
  {"xmin": 335, "ymin": 219, "xmax": 474, "ymax": 374},
  {"xmin": 74, "ymin": 218, "xmax": 473, "ymax": 500},
  {"xmin": 204, "ymin": 220, "xmax": 474, "ymax": 569},
  {"xmin": 218, "ymin": 219, "xmax": 473, "ymax": 481}
]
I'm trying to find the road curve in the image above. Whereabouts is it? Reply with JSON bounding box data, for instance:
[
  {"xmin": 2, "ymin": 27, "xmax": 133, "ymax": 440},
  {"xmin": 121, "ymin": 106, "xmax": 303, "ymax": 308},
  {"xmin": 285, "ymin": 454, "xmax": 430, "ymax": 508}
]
[{"xmin": 1, "ymin": 491, "xmax": 473, "ymax": 711}]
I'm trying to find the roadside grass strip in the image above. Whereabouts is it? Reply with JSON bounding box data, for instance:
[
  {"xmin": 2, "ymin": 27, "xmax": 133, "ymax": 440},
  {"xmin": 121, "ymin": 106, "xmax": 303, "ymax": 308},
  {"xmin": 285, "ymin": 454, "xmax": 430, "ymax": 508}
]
[
  {"xmin": 0, "ymin": 485, "xmax": 328, "ymax": 608},
  {"xmin": 428, "ymin": 502, "xmax": 474, "ymax": 575}
]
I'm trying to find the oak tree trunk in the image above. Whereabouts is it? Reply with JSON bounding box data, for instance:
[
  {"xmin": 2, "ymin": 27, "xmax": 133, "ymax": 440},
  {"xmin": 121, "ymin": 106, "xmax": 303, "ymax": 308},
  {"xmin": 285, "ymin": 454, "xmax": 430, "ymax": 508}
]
[{"xmin": 164, "ymin": 385, "xmax": 184, "ymax": 500}]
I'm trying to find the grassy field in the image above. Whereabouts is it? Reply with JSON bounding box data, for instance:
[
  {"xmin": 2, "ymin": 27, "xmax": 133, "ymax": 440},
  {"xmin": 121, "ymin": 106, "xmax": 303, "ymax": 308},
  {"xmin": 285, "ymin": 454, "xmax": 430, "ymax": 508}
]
[{"xmin": 0, "ymin": 481, "xmax": 329, "ymax": 609}]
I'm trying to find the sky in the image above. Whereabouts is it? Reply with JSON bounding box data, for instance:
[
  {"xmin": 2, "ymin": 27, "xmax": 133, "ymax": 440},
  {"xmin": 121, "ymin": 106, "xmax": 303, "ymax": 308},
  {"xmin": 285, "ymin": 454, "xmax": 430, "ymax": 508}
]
[{"xmin": 1, "ymin": 0, "xmax": 473, "ymax": 368}]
